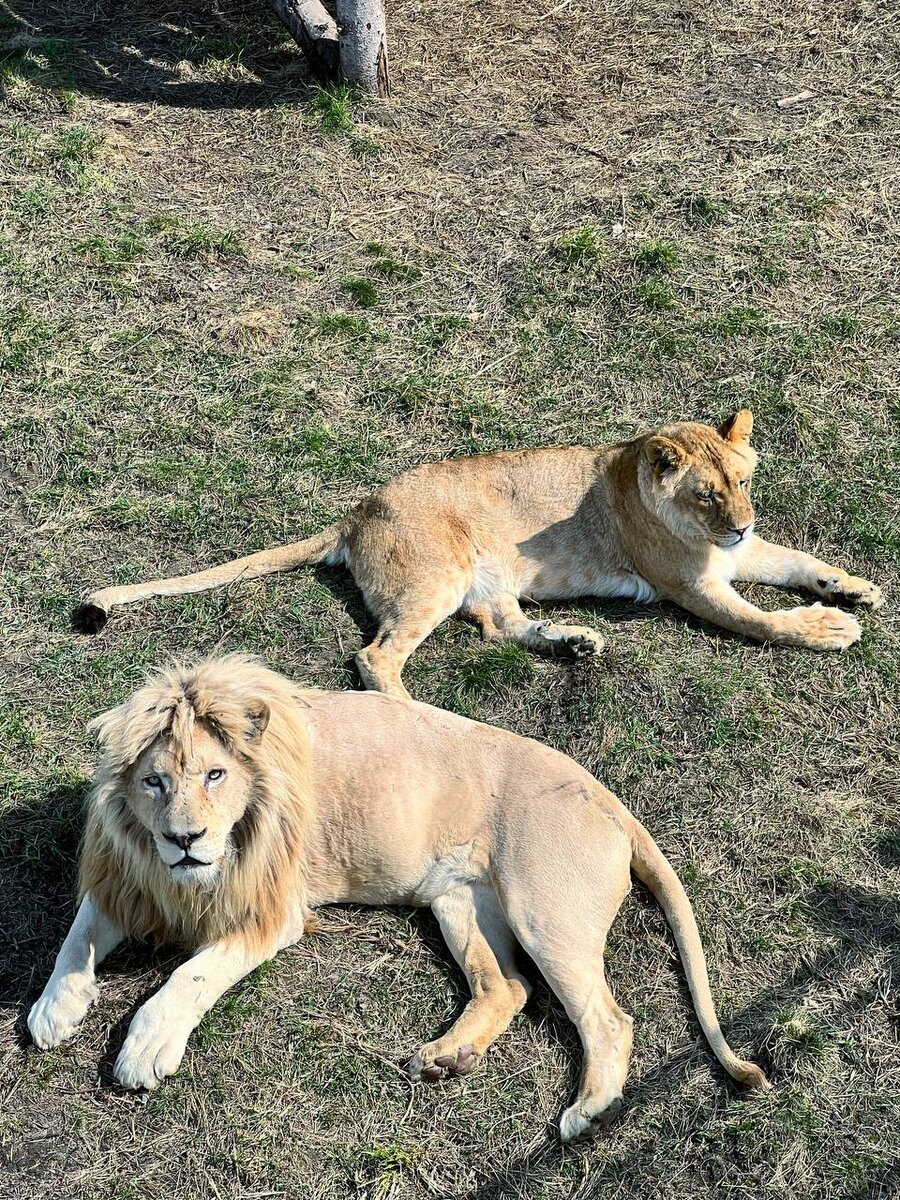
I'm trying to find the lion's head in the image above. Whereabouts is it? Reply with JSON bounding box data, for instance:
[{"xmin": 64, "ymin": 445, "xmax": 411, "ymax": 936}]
[
  {"xmin": 80, "ymin": 655, "xmax": 313, "ymax": 949},
  {"xmin": 639, "ymin": 409, "xmax": 758, "ymax": 547}
]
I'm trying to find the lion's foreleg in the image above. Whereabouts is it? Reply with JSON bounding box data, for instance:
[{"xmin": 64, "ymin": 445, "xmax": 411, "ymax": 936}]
[
  {"xmin": 670, "ymin": 578, "xmax": 863, "ymax": 651},
  {"xmin": 113, "ymin": 934, "xmax": 281, "ymax": 1090},
  {"xmin": 734, "ymin": 536, "xmax": 883, "ymax": 608},
  {"xmin": 28, "ymin": 893, "xmax": 124, "ymax": 1049}
]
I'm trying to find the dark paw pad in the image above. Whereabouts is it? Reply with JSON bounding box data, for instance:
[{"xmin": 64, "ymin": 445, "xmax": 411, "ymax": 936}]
[
  {"xmin": 419, "ymin": 1044, "xmax": 477, "ymax": 1082},
  {"xmin": 561, "ymin": 635, "xmax": 601, "ymax": 659},
  {"xmin": 595, "ymin": 1095, "xmax": 624, "ymax": 1128}
]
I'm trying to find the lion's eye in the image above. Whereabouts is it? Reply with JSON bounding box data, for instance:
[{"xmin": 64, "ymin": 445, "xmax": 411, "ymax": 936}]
[
  {"xmin": 695, "ymin": 489, "xmax": 713, "ymax": 503},
  {"xmin": 206, "ymin": 768, "xmax": 226, "ymax": 785},
  {"xmin": 143, "ymin": 774, "xmax": 163, "ymax": 790},
  {"xmin": 739, "ymin": 479, "xmax": 750, "ymax": 491}
]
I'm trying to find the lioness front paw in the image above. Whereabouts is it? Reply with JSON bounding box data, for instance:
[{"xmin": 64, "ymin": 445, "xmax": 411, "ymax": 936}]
[
  {"xmin": 785, "ymin": 603, "xmax": 861, "ymax": 651},
  {"xmin": 814, "ymin": 573, "xmax": 883, "ymax": 610},
  {"xmin": 114, "ymin": 1004, "xmax": 190, "ymax": 1090},
  {"xmin": 28, "ymin": 978, "xmax": 98, "ymax": 1049},
  {"xmin": 407, "ymin": 1041, "xmax": 479, "ymax": 1083}
]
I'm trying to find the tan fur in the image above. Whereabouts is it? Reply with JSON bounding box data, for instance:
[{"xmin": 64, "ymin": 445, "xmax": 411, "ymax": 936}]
[
  {"xmin": 31, "ymin": 655, "xmax": 768, "ymax": 1137},
  {"xmin": 80, "ymin": 410, "xmax": 882, "ymax": 699}
]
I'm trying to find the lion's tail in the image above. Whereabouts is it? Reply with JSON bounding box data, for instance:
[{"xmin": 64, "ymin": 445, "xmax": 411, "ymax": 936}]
[
  {"xmin": 77, "ymin": 524, "xmax": 344, "ymax": 633},
  {"xmin": 627, "ymin": 814, "xmax": 769, "ymax": 1090}
]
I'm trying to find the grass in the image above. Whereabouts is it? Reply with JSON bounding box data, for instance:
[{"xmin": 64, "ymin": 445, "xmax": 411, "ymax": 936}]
[
  {"xmin": 145, "ymin": 214, "xmax": 245, "ymax": 259},
  {"xmin": 308, "ymin": 83, "xmax": 382, "ymax": 157},
  {"xmin": 1, "ymin": 0, "xmax": 898, "ymax": 1198}
]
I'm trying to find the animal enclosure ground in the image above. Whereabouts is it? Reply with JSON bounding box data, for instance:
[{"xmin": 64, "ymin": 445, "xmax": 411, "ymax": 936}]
[{"xmin": 1, "ymin": 0, "xmax": 899, "ymax": 1197}]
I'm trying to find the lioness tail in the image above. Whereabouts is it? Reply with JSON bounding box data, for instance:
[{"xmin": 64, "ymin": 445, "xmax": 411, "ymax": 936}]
[
  {"xmin": 628, "ymin": 816, "xmax": 769, "ymax": 1090},
  {"xmin": 78, "ymin": 525, "xmax": 344, "ymax": 633}
]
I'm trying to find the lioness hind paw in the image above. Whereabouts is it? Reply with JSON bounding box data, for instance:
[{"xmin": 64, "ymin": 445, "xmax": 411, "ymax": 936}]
[
  {"xmin": 550, "ymin": 628, "xmax": 605, "ymax": 659},
  {"xmin": 408, "ymin": 1043, "xmax": 478, "ymax": 1083}
]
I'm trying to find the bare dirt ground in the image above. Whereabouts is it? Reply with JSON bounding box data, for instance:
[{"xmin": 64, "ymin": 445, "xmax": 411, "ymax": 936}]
[{"xmin": 1, "ymin": 0, "xmax": 898, "ymax": 1196}]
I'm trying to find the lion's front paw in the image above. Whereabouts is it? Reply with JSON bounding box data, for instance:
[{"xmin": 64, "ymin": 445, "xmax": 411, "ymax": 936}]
[
  {"xmin": 407, "ymin": 1041, "xmax": 479, "ymax": 1083},
  {"xmin": 28, "ymin": 978, "xmax": 98, "ymax": 1049},
  {"xmin": 114, "ymin": 1004, "xmax": 190, "ymax": 1090},
  {"xmin": 814, "ymin": 573, "xmax": 883, "ymax": 610},
  {"xmin": 786, "ymin": 603, "xmax": 861, "ymax": 651}
]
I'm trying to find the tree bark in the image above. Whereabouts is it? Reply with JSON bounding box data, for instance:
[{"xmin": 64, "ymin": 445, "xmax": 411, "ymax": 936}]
[
  {"xmin": 335, "ymin": 0, "xmax": 390, "ymax": 98},
  {"xmin": 270, "ymin": 0, "xmax": 339, "ymax": 78}
]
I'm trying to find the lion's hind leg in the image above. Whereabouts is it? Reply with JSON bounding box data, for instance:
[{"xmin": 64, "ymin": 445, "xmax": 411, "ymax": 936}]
[
  {"xmin": 349, "ymin": 511, "xmax": 479, "ymax": 698},
  {"xmin": 408, "ymin": 883, "xmax": 530, "ymax": 1083},
  {"xmin": 498, "ymin": 836, "xmax": 633, "ymax": 1141}
]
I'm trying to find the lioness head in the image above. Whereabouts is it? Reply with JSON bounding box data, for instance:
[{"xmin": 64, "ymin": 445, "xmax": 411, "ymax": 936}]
[{"xmin": 641, "ymin": 409, "xmax": 758, "ymax": 547}]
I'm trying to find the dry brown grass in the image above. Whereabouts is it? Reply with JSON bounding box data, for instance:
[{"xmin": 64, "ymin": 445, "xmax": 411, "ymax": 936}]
[{"xmin": 1, "ymin": 0, "xmax": 899, "ymax": 1197}]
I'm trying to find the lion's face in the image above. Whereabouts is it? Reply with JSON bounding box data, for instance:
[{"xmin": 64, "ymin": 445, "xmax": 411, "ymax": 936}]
[
  {"xmin": 127, "ymin": 724, "xmax": 253, "ymax": 888},
  {"xmin": 642, "ymin": 409, "xmax": 758, "ymax": 548}
]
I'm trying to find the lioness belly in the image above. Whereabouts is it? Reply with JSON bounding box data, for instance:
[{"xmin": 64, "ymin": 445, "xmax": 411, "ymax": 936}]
[{"xmin": 526, "ymin": 566, "xmax": 657, "ymax": 604}]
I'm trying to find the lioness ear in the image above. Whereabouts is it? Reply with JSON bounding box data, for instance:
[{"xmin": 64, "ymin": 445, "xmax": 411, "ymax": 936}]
[
  {"xmin": 718, "ymin": 409, "xmax": 753, "ymax": 445},
  {"xmin": 246, "ymin": 701, "xmax": 270, "ymax": 743},
  {"xmin": 645, "ymin": 436, "xmax": 688, "ymax": 475}
]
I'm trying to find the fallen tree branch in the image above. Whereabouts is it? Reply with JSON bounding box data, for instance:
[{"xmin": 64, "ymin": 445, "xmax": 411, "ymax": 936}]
[{"xmin": 270, "ymin": 0, "xmax": 339, "ymax": 78}]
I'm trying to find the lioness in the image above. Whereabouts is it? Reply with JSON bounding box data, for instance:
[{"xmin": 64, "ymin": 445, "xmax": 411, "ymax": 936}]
[
  {"xmin": 28, "ymin": 655, "xmax": 768, "ymax": 1139},
  {"xmin": 79, "ymin": 410, "xmax": 881, "ymax": 699}
]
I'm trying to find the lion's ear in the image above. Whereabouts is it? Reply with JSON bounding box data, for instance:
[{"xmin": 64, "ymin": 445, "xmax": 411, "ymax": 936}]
[
  {"xmin": 246, "ymin": 701, "xmax": 270, "ymax": 743},
  {"xmin": 645, "ymin": 436, "xmax": 688, "ymax": 475},
  {"xmin": 87, "ymin": 703, "xmax": 129, "ymax": 749},
  {"xmin": 719, "ymin": 409, "xmax": 753, "ymax": 445}
]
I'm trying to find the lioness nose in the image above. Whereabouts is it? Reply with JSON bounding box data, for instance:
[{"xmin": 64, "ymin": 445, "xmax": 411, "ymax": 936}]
[{"xmin": 164, "ymin": 829, "xmax": 207, "ymax": 850}]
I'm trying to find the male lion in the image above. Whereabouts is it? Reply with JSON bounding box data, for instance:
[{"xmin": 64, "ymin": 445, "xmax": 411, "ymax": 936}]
[
  {"xmin": 29, "ymin": 655, "xmax": 768, "ymax": 1139},
  {"xmin": 78, "ymin": 410, "xmax": 881, "ymax": 698}
]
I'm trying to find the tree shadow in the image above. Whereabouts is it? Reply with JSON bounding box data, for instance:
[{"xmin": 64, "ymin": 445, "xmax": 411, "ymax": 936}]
[{"xmin": 0, "ymin": 0, "xmax": 318, "ymax": 109}]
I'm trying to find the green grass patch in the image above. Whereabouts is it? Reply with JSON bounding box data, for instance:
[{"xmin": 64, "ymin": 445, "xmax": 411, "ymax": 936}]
[
  {"xmin": 632, "ymin": 238, "xmax": 680, "ymax": 274},
  {"xmin": 146, "ymin": 215, "xmax": 245, "ymax": 260},
  {"xmin": 339, "ymin": 276, "xmax": 379, "ymax": 307},
  {"xmin": 554, "ymin": 225, "xmax": 605, "ymax": 263},
  {"xmin": 369, "ymin": 256, "xmax": 422, "ymax": 282},
  {"xmin": 636, "ymin": 278, "xmax": 675, "ymax": 310}
]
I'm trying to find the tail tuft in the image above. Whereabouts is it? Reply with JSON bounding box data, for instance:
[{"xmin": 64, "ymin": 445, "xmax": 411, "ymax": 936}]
[{"xmin": 74, "ymin": 602, "xmax": 108, "ymax": 635}]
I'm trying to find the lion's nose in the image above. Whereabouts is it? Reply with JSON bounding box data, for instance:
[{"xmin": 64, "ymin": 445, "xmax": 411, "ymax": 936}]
[{"xmin": 164, "ymin": 829, "xmax": 207, "ymax": 851}]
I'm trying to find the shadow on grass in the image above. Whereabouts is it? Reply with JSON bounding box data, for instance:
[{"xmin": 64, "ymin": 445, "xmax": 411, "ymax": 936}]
[
  {"xmin": 461, "ymin": 875, "xmax": 900, "ymax": 1199},
  {"xmin": 0, "ymin": 778, "xmax": 179, "ymax": 1053},
  {"xmin": 1, "ymin": 0, "xmax": 316, "ymax": 109}
]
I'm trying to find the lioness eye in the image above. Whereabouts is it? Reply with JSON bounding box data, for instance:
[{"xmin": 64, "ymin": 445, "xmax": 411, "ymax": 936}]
[
  {"xmin": 740, "ymin": 479, "xmax": 750, "ymax": 490},
  {"xmin": 144, "ymin": 774, "xmax": 163, "ymax": 789},
  {"xmin": 206, "ymin": 768, "xmax": 226, "ymax": 784}
]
